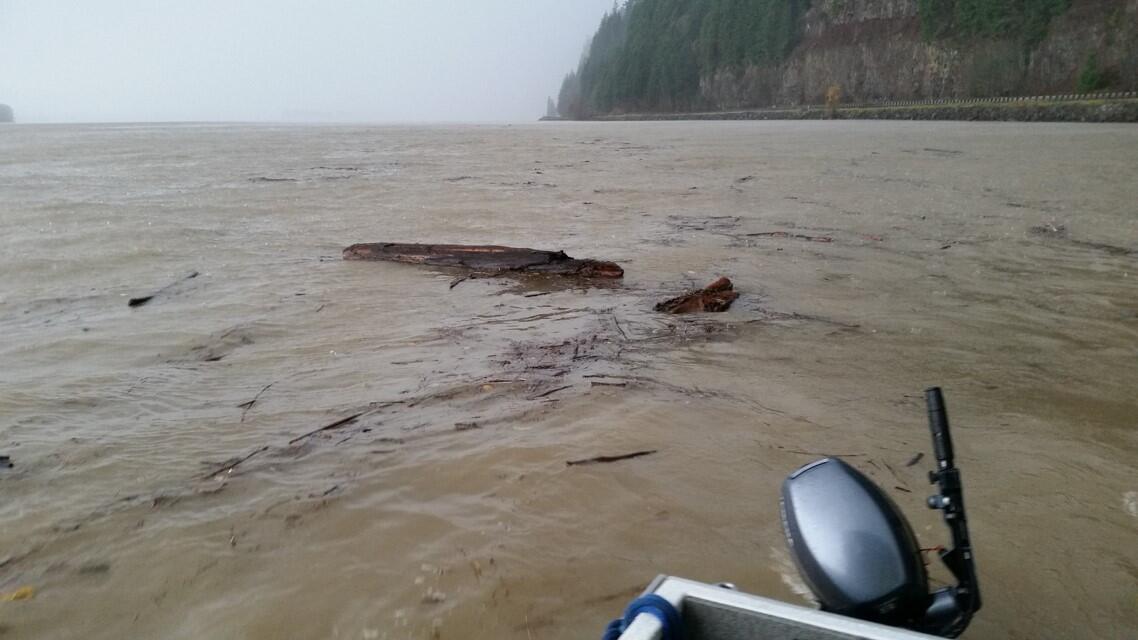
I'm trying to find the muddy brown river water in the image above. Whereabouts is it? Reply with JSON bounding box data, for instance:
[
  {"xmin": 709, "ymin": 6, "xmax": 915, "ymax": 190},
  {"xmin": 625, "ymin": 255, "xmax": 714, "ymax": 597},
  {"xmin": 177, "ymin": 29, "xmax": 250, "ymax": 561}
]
[{"xmin": 1, "ymin": 122, "xmax": 1136, "ymax": 639}]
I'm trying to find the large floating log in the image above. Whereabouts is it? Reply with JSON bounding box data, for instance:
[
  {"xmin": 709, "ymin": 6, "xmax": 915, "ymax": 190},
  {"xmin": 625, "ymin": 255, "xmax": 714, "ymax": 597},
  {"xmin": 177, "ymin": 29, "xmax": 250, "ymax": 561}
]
[
  {"xmin": 655, "ymin": 276, "xmax": 739, "ymax": 314},
  {"xmin": 343, "ymin": 243, "xmax": 624, "ymax": 278}
]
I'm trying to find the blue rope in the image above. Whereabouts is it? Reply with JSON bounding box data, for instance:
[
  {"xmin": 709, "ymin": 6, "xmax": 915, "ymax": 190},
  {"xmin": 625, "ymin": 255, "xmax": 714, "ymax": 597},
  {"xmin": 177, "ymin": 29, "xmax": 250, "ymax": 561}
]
[{"xmin": 601, "ymin": 594, "xmax": 683, "ymax": 640}]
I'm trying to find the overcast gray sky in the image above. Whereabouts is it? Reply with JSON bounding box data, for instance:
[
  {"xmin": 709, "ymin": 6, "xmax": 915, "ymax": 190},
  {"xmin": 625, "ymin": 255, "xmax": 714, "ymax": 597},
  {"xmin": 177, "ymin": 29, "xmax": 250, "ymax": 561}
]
[{"xmin": 0, "ymin": 0, "xmax": 616, "ymax": 123}]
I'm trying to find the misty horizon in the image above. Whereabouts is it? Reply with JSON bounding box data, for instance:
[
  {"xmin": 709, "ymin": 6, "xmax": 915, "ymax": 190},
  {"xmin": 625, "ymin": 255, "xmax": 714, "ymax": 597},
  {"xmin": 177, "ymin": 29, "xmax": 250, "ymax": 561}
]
[{"xmin": 0, "ymin": 0, "xmax": 615, "ymax": 123}]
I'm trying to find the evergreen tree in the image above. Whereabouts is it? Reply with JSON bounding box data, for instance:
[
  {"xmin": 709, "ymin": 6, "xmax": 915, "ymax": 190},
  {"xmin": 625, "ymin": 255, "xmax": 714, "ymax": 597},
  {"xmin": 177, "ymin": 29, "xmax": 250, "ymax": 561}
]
[{"xmin": 557, "ymin": 0, "xmax": 1074, "ymax": 117}]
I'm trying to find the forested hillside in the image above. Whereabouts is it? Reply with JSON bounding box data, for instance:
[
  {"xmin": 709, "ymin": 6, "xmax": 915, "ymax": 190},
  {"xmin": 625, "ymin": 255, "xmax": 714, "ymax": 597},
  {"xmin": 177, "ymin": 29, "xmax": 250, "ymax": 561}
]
[{"xmin": 557, "ymin": 0, "xmax": 1137, "ymax": 117}]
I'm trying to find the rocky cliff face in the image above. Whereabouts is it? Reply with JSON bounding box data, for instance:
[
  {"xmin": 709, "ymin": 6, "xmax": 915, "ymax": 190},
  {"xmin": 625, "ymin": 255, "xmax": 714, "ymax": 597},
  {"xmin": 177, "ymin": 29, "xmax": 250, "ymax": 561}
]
[{"xmin": 701, "ymin": 0, "xmax": 1137, "ymax": 108}]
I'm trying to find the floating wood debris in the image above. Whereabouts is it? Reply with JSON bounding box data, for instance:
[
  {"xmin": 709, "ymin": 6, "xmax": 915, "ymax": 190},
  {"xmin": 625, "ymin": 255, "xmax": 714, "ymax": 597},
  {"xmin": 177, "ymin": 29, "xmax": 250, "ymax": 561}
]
[
  {"xmin": 655, "ymin": 276, "xmax": 739, "ymax": 314},
  {"xmin": 237, "ymin": 382, "xmax": 275, "ymax": 423},
  {"xmin": 200, "ymin": 446, "xmax": 270, "ymax": 480},
  {"xmin": 745, "ymin": 231, "xmax": 833, "ymax": 243},
  {"xmin": 128, "ymin": 271, "xmax": 199, "ymax": 307},
  {"xmin": 566, "ymin": 450, "xmax": 658, "ymax": 466},
  {"xmin": 288, "ymin": 412, "xmax": 366, "ymax": 446}
]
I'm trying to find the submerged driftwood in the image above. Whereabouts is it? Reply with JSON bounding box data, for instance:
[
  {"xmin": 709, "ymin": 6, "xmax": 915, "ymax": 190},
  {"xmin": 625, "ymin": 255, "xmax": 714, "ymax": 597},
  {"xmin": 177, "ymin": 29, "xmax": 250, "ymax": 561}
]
[
  {"xmin": 343, "ymin": 243, "xmax": 624, "ymax": 278},
  {"xmin": 655, "ymin": 276, "xmax": 739, "ymax": 314}
]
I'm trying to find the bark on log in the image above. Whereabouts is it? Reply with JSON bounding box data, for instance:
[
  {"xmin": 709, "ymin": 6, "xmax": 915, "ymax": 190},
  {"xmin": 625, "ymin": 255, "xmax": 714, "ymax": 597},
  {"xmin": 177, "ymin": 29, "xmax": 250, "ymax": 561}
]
[
  {"xmin": 343, "ymin": 243, "xmax": 624, "ymax": 278},
  {"xmin": 655, "ymin": 277, "xmax": 739, "ymax": 313}
]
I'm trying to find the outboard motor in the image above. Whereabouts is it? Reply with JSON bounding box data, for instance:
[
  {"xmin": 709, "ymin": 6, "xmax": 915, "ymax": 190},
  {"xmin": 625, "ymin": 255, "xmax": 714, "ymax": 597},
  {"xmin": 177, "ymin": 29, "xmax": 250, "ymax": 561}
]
[{"xmin": 780, "ymin": 388, "xmax": 981, "ymax": 637}]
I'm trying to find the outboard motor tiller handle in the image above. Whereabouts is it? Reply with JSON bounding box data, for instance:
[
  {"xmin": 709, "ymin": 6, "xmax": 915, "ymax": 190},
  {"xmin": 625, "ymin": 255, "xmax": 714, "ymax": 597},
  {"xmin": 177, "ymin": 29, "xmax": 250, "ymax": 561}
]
[
  {"xmin": 920, "ymin": 387, "xmax": 981, "ymax": 638},
  {"xmin": 925, "ymin": 387, "xmax": 954, "ymax": 468}
]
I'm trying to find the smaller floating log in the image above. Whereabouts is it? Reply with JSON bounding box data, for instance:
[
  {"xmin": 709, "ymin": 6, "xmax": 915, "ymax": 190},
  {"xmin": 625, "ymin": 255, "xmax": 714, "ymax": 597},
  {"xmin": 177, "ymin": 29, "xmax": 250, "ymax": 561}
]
[
  {"xmin": 655, "ymin": 276, "xmax": 739, "ymax": 314},
  {"xmin": 566, "ymin": 450, "xmax": 657, "ymax": 466},
  {"xmin": 343, "ymin": 243, "xmax": 623, "ymax": 278}
]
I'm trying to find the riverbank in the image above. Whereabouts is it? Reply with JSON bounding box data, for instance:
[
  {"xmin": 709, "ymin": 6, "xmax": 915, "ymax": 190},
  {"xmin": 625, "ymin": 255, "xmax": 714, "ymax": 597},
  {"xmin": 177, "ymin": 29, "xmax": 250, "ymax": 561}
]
[{"xmin": 591, "ymin": 97, "xmax": 1138, "ymax": 123}]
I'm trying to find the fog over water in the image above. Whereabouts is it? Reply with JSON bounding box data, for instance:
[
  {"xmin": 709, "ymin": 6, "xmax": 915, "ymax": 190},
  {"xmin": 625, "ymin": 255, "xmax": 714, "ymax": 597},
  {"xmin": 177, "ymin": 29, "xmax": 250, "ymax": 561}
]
[{"xmin": 0, "ymin": 0, "xmax": 615, "ymax": 123}]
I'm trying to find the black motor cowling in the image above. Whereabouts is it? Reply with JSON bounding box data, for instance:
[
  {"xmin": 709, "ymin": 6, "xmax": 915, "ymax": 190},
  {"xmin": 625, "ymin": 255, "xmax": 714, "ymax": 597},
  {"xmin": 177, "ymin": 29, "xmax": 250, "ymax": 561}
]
[{"xmin": 781, "ymin": 458, "xmax": 930, "ymax": 628}]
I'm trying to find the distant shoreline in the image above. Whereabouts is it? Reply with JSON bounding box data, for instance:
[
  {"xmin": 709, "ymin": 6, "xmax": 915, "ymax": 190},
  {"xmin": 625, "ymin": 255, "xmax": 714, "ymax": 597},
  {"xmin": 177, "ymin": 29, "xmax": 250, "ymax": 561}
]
[{"xmin": 567, "ymin": 94, "xmax": 1138, "ymax": 124}]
